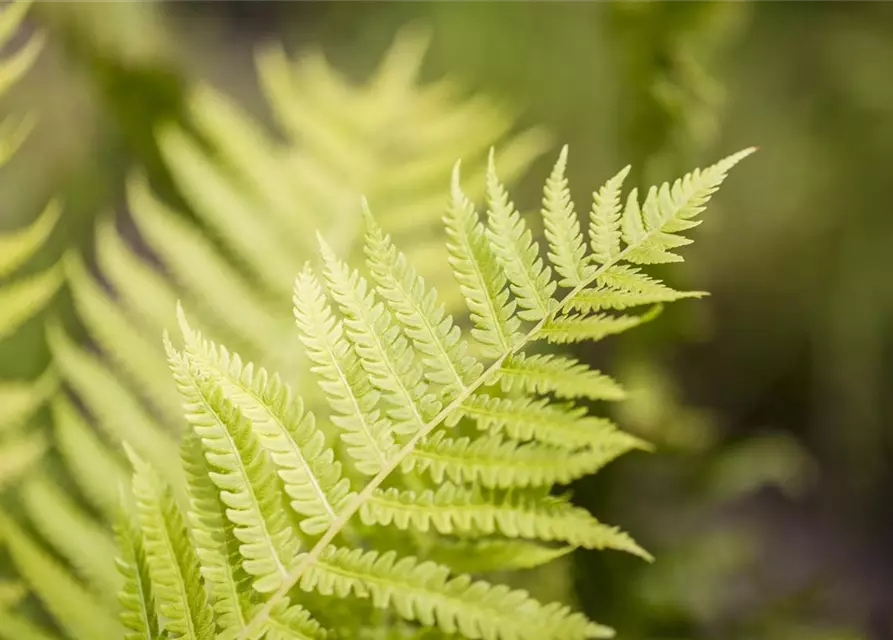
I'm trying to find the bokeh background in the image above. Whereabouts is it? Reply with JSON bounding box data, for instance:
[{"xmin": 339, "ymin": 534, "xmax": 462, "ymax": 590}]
[{"xmin": 2, "ymin": 2, "xmax": 893, "ymax": 639}]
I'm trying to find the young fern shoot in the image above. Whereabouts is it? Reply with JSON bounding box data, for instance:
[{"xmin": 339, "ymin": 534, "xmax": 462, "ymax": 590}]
[{"xmin": 119, "ymin": 144, "xmax": 753, "ymax": 640}]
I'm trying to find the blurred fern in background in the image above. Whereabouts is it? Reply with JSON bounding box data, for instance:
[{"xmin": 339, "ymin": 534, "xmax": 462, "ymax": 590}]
[{"xmin": 0, "ymin": 0, "xmax": 59, "ymax": 496}]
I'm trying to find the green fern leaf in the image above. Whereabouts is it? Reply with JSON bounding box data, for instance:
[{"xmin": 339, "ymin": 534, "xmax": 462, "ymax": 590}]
[
  {"xmin": 567, "ymin": 286, "xmax": 704, "ymax": 313},
  {"xmin": 130, "ymin": 449, "xmax": 216, "ymax": 639},
  {"xmin": 320, "ymin": 237, "xmax": 441, "ymax": 435},
  {"xmin": 3, "ymin": 27, "xmax": 594, "ymax": 640},
  {"xmin": 301, "ymin": 546, "xmax": 614, "ymax": 640},
  {"xmin": 181, "ymin": 430, "xmax": 253, "ymax": 639},
  {"xmin": 444, "ymin": 163, "xmax": 522, "ymax": 357},
  {"xmin": 361, "ymin": 484, "xmax": 650, "ymax": 560},
  {"xmin": 206, "ymin": 147, "xmax": 750, "ymax": 638},
  {"xmin": 622, "ymin": 148, "xmax": 755, "ymax": 264},
  {"xmin": 565, "ymin": 264, "xmax": 706, "ymax": 312},
  {"xmin": 542, "ymin": 146, "xmax": 590, "ymax": 288},
  {"xmin": 460, "ymin": 394, "xmax": 617, "ymax": 450},
  {"xmin": 589, "ymin": 165, "xmax": 630, "ymax": 265},
  {"xmin": 365, "ymin": 209, "xmax": 482, "ymax": 399},
  {"xmin": 598, "ymin": 263, "xmax": 692, "ymax": 296},
  {"xmin": 167, "ymin": 343, "xmax": 300, "ymax": 593},
  {"xmin": 485, "ymin": 150, "xmax": 556, "ymax": 321},
  {"xmin": 115, "ymin": 508, "xmax": 161, "ymax": 640},
  {"xmin": 537, "ymin": 307, "xmax": 661, "ymax": 344},
  {"xmin": 293, "ymin": 265, "xmax": 398, "ymax": 475},
  {"xmin": 494, "ymin": 353, "xmax": 626, "ymax": 402},
  {"xmin": 405, "ymin": 429, "xmax": 642, "ymax": 490},
  {"xmin": 177, "ymin": 309, "xmax": 355, "ymax": 535}
]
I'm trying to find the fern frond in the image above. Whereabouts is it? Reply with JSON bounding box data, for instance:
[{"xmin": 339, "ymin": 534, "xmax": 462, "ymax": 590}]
[
  {"xmin": 445, "ymin": 164, "xmax": 522, "ymax": 357},
  {"xmin": 181, "ymin": 429, "xmax": 253, "ymax": 639},
  {"xmin": 365, "ymin": 210, "xmax": 482, "ymax": 399},
  {"xmin": 5, "ymin": 26, "xmax": 578, "ymax": 640},
  {"xmin": 301, "ymin": 546, "xmax": 614, "ymax": 640},
  {"xmin": 0, "ymin": 513, "xmax": 123, "ymax": 640},
  {"xmin": 114, "ymin": 508, "xmax": 160, "ymax": 640},
  {"xmin": 621, "ymin": 148, "xmax": 754, "ymax": 264},
  {"xmin": 460, "ymin": 394, "xmax": 616, "ymax": 449},
  {"xmin": 596, "ymin": 263, "xmax": 706, "ymax": 304},
  {"xmin": 495, "ymin": 353, "xmax": 626, "ymax": 401},
  {"xmin": 485, "ymin": 151, "xmax": 556, "ymax": 321},
  {"xmin": 177, "ymin": 310, "xmax": 355, "ymax": 535},
  {"xmin": 129, "ymin": 449, "xmax": 216, "ymax": 639},
  {"xmin": 566, "ymin": 285, "xmax": 705, "ymax": 313},
  {"xmin": 537, "ymin": 306, "xmax": 661, "ymax": 344},
  {"xmin": 167, "ymin": 342, "xmax": 300, "ymax": 593},
  {"xmin": 542, "ymin": 146, "xmax": 590, "ymax": 288},
  {"xmin": 589, "ymin": 166, "xmax": 630, "ymax": 265},
  {"xmin": 361, "ymin": 484, "xmax": 650, "ymax": 560},
  {"xmin": 405, "ymin": 430, "xmax": 641, "ymax": 490},
  {"xmin": 294, "ymin": 265, "xmax": 398, "ymax": 475},
  {"xmin": 226, "ymin": 148, "xmax": 752, "ymax": 638},
  {"xmin": 320, "ymin": 237, "xmax": 441, "ymax": 436}
]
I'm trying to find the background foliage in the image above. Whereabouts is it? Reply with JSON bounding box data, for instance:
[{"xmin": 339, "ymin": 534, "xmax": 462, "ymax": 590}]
[{"xmin": 2, "ymin": 2, "xmax": 892, "ymax": 639}]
